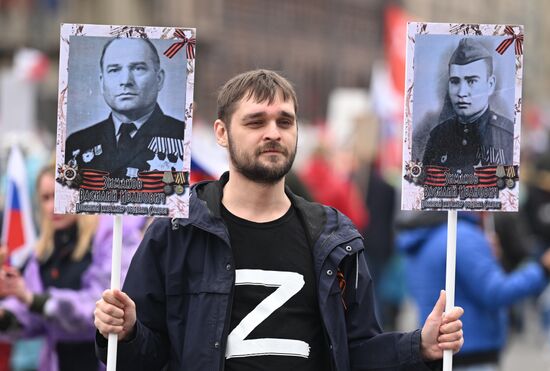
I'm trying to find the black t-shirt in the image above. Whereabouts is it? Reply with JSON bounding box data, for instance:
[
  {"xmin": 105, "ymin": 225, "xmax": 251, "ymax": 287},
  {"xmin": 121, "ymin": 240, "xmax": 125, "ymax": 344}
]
[{"xmin": 222, "ymin": 205, "xmax": 330, "ymax": 371}]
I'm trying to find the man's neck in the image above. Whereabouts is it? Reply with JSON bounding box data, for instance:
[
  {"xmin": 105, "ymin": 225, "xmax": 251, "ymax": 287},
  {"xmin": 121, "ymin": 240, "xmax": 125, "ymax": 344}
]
[
  {"xmin": 221, "ymin": 170, "xmax": 290, "ymax": 223},
  {"xmin": 458, "ymin": 105, "xmax": 489, "ymax": 124},
  {"xmin": 112, "ymin": 104, "xmax": 156, "ymax": 124}
]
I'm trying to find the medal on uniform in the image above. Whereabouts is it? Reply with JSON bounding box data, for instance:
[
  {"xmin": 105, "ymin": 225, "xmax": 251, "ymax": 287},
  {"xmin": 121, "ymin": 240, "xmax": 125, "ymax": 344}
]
[
  {"xmin": 162, "ymin": 171, "xmax": 174, "ymax": 184},
  {"xmin": 440, "ymin": 154, "xmax": 447, "ymax": 164},
  {"xmin": 162, "ymin": 171, "xmax": 175, "ymax": 195},
  {"xmin": 403, "ymin": 161, "xmax": 423, "ymax": 185},
  {"xmin": 175, "ymin": 184, "xmax": 185, "ymax": 195},
  {"xmin": 174, "ymin": 172, "xmax": 185, "ymax": 184},
  {"xmin": 496, "ymin": 165, "xmax": 506, "ymax": 189},
  {"xmin": 496, "ymin": 165, "xmax": 505, "ymax": 178},
  {"xmin": 126, "ymin": 167, "xmax": 139, "ymax": 178},
  {"xmin": 63, "ymin": 166, "xmax": 77, "ymax": 181},
  {"xmin": 82, "ymin": 149, "xmax": 94, "ymax": 163},
  {"xmin": 148, "ymin": 137, "xmax": 185, "ymax": 157},
  {"xmin": 56, "ymin": 162, "xmax": 82, "ymax": 189},
  {"xmin": 410, "ymin": 163, "xmax": 422, "ymax": 178},
  {"xmin": 164, "ymin": 184, "xmax": 174, "ymax": 195},
  {"xmin": 174, "ymin": 171, "xmax": 187, "ymax": 195},
  {"xmin": 146, "ymin": 154, "xmax": 163, "ymax": 171},
  {"xmin": 505, "ymin": 166, "xmax": 516, "ymax": 179},
  {"xmin": 94, "ymin": 144, "xmax": 103, "ymax": 156},
  {"xmin": 147, "ymin": 137, "xmax": 185, "ymax": 171}
]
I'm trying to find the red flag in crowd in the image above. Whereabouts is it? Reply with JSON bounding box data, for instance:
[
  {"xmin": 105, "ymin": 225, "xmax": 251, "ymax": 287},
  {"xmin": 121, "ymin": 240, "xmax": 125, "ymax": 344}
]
[
  {"xmin": 371, "ymin": 5, "xmax": 412, "ymax": 174},
  {"xmin": 384, "ymin": 5, "xmax": 408, "ymax": 99}
]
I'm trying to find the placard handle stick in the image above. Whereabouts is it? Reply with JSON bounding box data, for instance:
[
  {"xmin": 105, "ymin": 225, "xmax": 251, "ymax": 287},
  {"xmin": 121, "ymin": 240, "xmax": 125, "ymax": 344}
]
[
  {"xmin": 107, "ymin": 215, "xmax": 123, "ymax": 371},
  {"xmin": 443, "ymin": 210, "xmax": 457, "ymax": 371}
]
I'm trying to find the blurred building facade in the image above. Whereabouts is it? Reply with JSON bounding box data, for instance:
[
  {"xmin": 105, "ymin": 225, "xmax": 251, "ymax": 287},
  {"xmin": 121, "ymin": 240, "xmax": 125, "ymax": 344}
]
[
  {"xmin": 0, "ymin": 0, "xmax": 386, "ymax": 132},
  {"xmin": 1, "ymin": 0, "xmax": 549, "ymax": 134}
]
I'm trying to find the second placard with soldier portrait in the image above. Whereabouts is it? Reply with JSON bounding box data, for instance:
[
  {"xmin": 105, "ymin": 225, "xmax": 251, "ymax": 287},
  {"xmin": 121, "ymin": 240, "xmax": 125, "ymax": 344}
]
[{"xmin": 402, "ymin": 22, "xmax": 523, "ymax": 212}]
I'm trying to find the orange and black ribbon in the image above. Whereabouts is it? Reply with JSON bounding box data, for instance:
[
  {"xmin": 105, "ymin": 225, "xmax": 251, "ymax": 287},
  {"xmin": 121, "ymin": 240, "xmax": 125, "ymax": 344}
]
[
  {"xmin": 164, "ymin": 29, "xmax": 196, "ymax": 59},
  {"xmin": 80, "ymin": 169, "xmax": 109, "ymax": 190},
  {"xmin": 337, "ymin": 270, "xmax": 347, "ymax": 311},
  {"xmin": 424, "ymin": 166, "xmax": 449, "ymax": 187},
  {"xmin": 496, "ymin": 26, "xmax": 523, "ymax": 55},
  {"xmin": 471, "ymin": 166, "xmax": 498, "ymax": 187},
  {"xmin": 138, "ymin": 171, "xmax": 166, "ymax": 192}
]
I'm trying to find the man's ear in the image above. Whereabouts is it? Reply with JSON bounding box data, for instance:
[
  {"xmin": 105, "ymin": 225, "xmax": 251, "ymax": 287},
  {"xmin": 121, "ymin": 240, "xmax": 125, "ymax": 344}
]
[
  {"xmin": 157, "ymin": 68, "xmax": 165, "ymax": 91},
  {"xmin": 214, "ymin": 119, "xmax": 228, "ymax": 148},
  {"xmin": 488, "ymin": 74, "xmax": 496, "ymax": 95},
  {"xmin": 99, "ymin": 73, "xmax": 104, "ymax": 95}
]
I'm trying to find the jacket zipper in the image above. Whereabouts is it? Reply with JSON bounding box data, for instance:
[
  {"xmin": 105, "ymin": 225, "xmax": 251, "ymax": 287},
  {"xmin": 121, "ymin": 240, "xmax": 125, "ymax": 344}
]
[
  {"xmin": 180, "ymin": 219, "xmax": 234, "ymax": 371},
  {"xmin": 316, "ymin": 231, "xmax": 337, "ymax": 371},
  {"xmin": 219, "ymin": 251, "xmax": 235, "ymax": 371}
]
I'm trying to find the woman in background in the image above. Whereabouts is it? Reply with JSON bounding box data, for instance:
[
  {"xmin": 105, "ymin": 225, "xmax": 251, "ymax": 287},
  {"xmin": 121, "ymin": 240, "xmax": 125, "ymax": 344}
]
[{"xmin": 0, "ymin": 163, "xmax": 104, "ymax": 371}]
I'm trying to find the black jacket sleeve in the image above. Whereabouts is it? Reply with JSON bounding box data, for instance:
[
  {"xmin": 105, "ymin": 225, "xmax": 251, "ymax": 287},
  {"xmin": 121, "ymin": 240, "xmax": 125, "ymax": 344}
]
[
  {"xmin": 95, "ymin": 221, "xmax": 170, "ymax": 370},
  {"xmin": 345, "ymin": 251, "xmax": 441, "ymax": 371}
]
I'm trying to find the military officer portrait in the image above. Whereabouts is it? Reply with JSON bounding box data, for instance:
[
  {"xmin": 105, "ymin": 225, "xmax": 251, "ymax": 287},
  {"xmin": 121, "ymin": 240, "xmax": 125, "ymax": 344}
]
[
  {"xmin": 417, "ymin": 37, "xmax": 515, "ymax": 174},
  {"xmin": 64, "ymin": 36, "xmax": 187, "ymax": 179}
]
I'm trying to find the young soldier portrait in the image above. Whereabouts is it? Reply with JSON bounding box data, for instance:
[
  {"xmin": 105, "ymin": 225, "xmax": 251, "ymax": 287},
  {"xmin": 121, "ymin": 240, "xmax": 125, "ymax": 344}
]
[{"xmin": 422, "ymin": 37, "xmax": 514, "ymax": 174}]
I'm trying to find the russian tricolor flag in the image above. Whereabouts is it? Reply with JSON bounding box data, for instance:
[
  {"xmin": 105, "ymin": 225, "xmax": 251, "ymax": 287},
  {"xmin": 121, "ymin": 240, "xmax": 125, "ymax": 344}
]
[
  {"xmin": 190, "ymin": 123, "xmax": 228, "ymax": 183},
  {"xmin": 1, "ymin": 145, "xmax": 36, "ymax": 268}
]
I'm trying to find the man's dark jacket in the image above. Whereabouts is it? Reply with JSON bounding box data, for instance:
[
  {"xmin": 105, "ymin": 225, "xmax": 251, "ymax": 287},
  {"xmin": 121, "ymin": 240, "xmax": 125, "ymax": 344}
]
[
  {"xmin": 97, "ymin": 173, "xmax": 436, "ymax": 370},
  {"xmin": 65, "ymin": 105, "xmax": 185, "ymax": 178}
]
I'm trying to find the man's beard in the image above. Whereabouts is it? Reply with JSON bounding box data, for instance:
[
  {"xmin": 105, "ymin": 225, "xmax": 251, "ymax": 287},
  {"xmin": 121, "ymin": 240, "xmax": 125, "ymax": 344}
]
[{"xmin": 227, "ymin": 137, "xmax": 296, "ymax": 184}]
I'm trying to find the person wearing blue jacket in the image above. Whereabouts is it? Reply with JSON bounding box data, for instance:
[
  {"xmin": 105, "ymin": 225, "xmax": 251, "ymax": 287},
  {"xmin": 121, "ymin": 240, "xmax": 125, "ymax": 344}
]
[
  {"xmin": 94, "ymin": 69, "xmax": 464, "ymax": 370},
  {"xmin": 397, "ymin": 211, "xmax": 550, "ymax": 371}
]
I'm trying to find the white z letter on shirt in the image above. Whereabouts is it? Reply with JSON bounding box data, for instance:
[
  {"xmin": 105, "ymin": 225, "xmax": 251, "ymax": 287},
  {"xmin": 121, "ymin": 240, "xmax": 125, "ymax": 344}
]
[{"xmin": 225, "ymin": 269, "xmax": 309, "ymax": 359}]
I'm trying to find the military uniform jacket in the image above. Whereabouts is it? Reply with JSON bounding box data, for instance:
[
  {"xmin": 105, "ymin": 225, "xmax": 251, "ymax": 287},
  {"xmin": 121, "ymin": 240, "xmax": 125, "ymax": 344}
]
[
  {"xmin": 65, "ymin": 104, "xmax": 185, "ymax": 178},
  {"xmin": 422, "ymin": 108, "xmax": 514, "ymax": 173}
]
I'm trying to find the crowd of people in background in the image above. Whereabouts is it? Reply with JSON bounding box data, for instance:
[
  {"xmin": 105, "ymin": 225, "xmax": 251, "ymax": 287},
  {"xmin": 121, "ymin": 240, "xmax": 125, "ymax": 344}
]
[
  {"xmin": 0, "ymin": 103, "xmax": 550, "ymax": 370},
  {"xmin": 0, "ymin": 161, "xmax": 147, "ymax": 370}
]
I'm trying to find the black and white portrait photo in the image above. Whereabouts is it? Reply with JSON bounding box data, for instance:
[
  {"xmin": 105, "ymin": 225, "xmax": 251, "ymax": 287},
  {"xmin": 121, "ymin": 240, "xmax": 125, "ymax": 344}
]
[
  {"xmin": 412, "ymin": 35, "xmax": 516, "ymax": 173},
  {"xmin": 402, "ymin": 23, "xmax": 523, "ymax": 211},
  {"xmin": 55, "ymin": 24, "xmax": 195, "ymax": 218},
  {"xmin": 65, "ymin": 36, "xmax": 188, "ymax": 178}
]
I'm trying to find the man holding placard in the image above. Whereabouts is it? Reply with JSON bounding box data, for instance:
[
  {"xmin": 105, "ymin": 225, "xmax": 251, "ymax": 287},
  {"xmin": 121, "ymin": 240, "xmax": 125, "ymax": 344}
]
[
  {"xmin": 94, "ymin": 70, "xmax": 464, "ymax": 370},
  {"xmin": 422, "ymin": 38, "xmax": 514, "ymax": 174},
  {"xmin": 65, "ymin": 37, "xmax": 186, "ymax": 179}
]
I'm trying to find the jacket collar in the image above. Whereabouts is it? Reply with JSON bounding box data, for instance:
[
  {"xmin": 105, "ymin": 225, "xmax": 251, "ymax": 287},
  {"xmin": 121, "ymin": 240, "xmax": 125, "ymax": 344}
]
[
  {"xmin": 180, "ymin": 172, "xmax": 362, "ymax": 278},
  {"xmin": 182, "ymin": 171, "xmax": 327, "ymax": 244},
  {"xmin": 453, "ymin": 106, "xmax": 492, "ymax": 135}
]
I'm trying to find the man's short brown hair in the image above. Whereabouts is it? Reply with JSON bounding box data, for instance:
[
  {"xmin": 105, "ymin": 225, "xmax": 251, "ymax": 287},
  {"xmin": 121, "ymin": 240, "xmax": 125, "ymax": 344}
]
[{"xmin": 217, "ymin": 69, "xmax": 298, "ymax": 125}]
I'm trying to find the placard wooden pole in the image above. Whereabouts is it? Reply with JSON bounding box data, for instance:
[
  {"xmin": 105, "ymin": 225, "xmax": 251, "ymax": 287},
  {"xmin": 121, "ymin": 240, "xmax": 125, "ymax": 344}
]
[
  {"xmin": 106, "ymin": 215, "xmax": 123, "ymax": 371},
  {"xmin": 443, "ymin": 210, "xmax": 457, "ymax": 371}
]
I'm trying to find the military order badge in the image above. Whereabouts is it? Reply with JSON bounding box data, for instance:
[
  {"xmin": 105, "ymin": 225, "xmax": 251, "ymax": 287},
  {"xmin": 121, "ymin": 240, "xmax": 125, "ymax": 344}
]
[
  {"xmin": 55, "ymin": 24, "xmax": 195, "ymax": 218},
  {"xmin": 401, "ymin": 22, "xmax": 523, "ymax": 212}
]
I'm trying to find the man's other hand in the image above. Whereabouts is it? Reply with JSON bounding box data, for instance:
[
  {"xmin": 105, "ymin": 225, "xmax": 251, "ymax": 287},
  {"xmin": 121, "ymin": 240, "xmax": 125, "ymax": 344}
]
[
  {"xmin": 420, "ymin": 290, "xmax": 464, "ymax": 360},
  {"xmin": 94, "ymin": 289, "xmax": 137, "ymax": 341}
]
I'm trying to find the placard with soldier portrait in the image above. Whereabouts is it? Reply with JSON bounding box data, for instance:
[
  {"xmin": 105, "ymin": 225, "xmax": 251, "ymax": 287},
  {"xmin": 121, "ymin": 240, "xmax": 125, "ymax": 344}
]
[
  {"xmin": 55, "ymin": 23, "xmax": 195, "ymax": 218},
  {"xmin": 401, "ymin": 22, "xmax": 523, "ymax": 212}
]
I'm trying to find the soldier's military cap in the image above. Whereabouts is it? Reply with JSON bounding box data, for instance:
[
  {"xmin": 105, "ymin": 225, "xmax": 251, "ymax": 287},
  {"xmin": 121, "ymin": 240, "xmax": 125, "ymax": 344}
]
[{"xmin": 449, "ymin": 38, "xmax": 492, "ymax": 66}]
